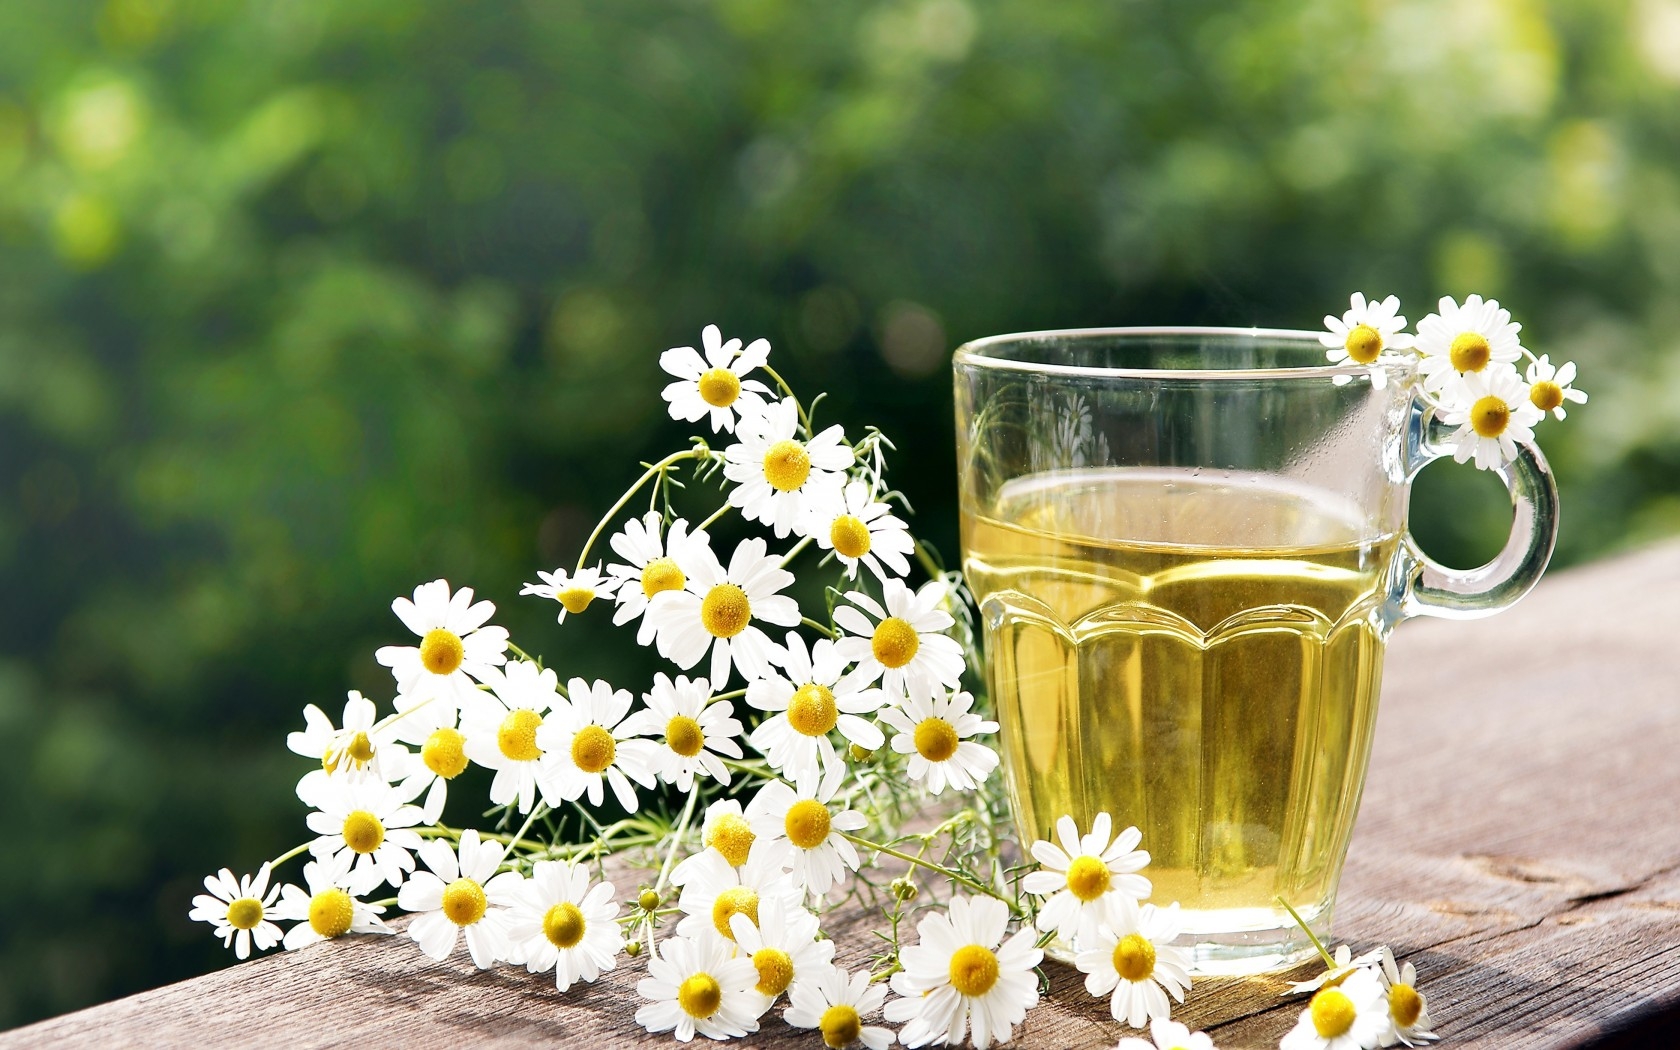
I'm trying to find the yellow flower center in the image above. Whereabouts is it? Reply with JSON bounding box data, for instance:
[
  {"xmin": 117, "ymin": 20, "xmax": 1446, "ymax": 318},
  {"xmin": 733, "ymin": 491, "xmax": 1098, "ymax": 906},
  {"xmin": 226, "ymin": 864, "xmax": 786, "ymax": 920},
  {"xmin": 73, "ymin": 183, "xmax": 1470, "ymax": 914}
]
[
  {"xmin": 543, "ymin": 901, "xmax": 587, "ymax": 949},
  {"xmin": 1449, "ymin": 331, "xmax": 1492, "ymax": 373},
  {"xmin": 830, "ymin": 515, "xmax": 872, "ymax": 558},
  {"xmin": 571, "ymin": 725, "xmax": 617, "ymax": 774},
  {"xmin": 1470, "ymin": 395, "xmax": 1511, "ymax": 438},
  {"xmin": 913, "ymin": 717, "xmax": 959, "ymax": 763},
  {"xmin": 308, "ymin": 888, "xmax": 355, "ymax": 939},
  {"xmin": 752, "ymin": 946, "xmax": 795, "ymax": 997},
  {"xmin": 498, "ymin": 708, "xmax": 544, "ymax": 763},
  {"xmin": 787, "ymin": 683, "xmax": 839, "ymax": 737},
  {"xmin": 762, "ymin": 439, "xmax": 811, "ymax": 492},
  {"xmin": 706, "ymin": 814, "xmax": 756, "ymax": 868},
  {"xmin": 697, "ymin": 367, "xmax": 741, "ymax": 408},
  {"xmin": 556, "ymin": 586, "xmax": 595, "ymax": 614},
  {"xmin": 441, "ymin": 877, "xmax": 487, "ymax": 926},
  {"xmin": 848, "ymin": 743, "xmax": 874, "ymax": 762},
  {"xmin": 678, "ymin": 972, "xmax": 723, "ymax": 1019},
  {"xmin": 1530, "ymin": 380, "xmax": 1564, "ymax": 412},
  {"xmin": 712, "ymin": 887, "xmax": 759, "ymax": 940},
  {"xmin": 1343, "ymin": 323, "xmax": 1383, "ymax": 364},
  {"xmin": 419, "ymin": 628, "xmax": 465, "ymax": 676},
  {"xmin": 785, "ymin": 799, "xmax": 832, "ymax": 850},
  {"xmin": 1064, "ymin": 855, "xmax": 1112, "ymax": 902},
  {"xmin": 1311, "ymin": 987, "xmax": 1357, "ymax": 1038},
  {"xmin": 665, "ymin": 714, "xmax": 706, "ymax": 757},
  {"xmin": 700, "ymin": 583, "xmax": 752, "ymax": 638},
  {"xmin": 422, "ymin": 727, "xmax": 469, "ymax": 779},
  {"xmin": 641, "ymin": 557, "xmax": 686, "ymax": 599},
  {"xmin": 1390, "ymin": 983, "xmax": 1423, "ymax": 1028},
  {"xmin": 225, "ymin": 897, "xmax": 264, "ymax": 930},
  {"xmin": 819, "ymin": 1004, "xmax": 863, "ymax": 1048},
  {"xmin": 948, "ymin": 944, "xmax": 1000, "ymax": 997},
  {"xmin": 341, "ymin": 810, "xmax": 385, "ymax": 854},
  {"xmin": 1113, "ymin": 933, "xmax": 1156, "ymax": 982},
  {"xmin": 870, "ymin": 616, "xmax": 919, "ymax": 668}
]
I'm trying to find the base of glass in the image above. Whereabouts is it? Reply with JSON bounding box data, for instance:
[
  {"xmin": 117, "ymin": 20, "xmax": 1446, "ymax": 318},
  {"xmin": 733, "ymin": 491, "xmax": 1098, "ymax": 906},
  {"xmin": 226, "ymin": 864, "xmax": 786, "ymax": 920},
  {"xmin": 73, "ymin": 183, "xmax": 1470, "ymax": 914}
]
[{"xmin": 1041, "ymin": 902, "xmax": 1332, "ymax": 976}]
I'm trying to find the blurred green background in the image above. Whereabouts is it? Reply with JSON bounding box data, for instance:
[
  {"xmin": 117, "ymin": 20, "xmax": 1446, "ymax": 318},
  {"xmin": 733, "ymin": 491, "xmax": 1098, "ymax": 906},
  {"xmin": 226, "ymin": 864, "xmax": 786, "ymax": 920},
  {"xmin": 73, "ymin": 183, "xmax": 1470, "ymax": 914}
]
[{"xmin": 4, "ymin": 0, "xmax": 1677, "ymax": 1028}]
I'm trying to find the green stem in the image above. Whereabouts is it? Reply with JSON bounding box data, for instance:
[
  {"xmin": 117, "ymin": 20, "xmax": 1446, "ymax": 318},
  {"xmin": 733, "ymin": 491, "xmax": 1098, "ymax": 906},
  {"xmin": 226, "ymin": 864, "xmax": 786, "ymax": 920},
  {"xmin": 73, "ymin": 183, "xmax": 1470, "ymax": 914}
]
[
  {"xmin": 1276, "ymin": 895, "xmax": 1336, "ymax": 969},
  {"xmin": 759, "ymin": 364, "xmax": 809, "ymax": 433},
  {"xmin": 498, "ymin": 804, "xmax": 547, "ymax": 870},
  {"xmin": 708, "ymin": 687, "xmax": 747, "ymax": 703},
  {"xmin": 911, "ymin": 538, "xmax": 943, "ymax": 582},
  {"xmin": 841, "ymin": 832, "xmax": 1022, "ymax": 917},
  {"xmin": 652, "ymin": 788, "xmax": 700, "ymax": 897},
  {"xmin": 268, "ymin": 842, "xmax": 313, "ymax": 869},
  {"xmin": 780, "ymin": 535, "xmax": 813, "ymax": 569},
  {"xmin": 576, "ymin": 450, "xmax": 700, "ymax": 572},
  {"xmin": 800, "ymin": 616, "xmax": 836, "ymax": 639},
  {"xmin": 698, "ymin": 502, "xmax": 732, "ymax": 532}
]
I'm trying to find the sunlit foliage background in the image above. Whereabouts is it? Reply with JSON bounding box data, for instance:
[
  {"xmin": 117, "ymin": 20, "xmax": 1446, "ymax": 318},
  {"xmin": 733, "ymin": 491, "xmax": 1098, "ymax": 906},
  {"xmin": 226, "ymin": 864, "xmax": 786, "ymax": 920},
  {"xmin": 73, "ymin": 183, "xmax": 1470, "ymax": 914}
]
[{"xmin": 4, "ymin": 0, "xmax": 1677, "ymax": 1028}]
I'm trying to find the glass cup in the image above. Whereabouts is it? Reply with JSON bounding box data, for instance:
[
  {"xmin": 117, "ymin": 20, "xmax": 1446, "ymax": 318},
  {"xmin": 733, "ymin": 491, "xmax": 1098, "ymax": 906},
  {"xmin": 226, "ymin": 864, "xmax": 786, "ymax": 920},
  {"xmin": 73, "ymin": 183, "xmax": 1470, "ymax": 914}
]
[{"xmin": 953, "ymin": 328, "xmax": 1557, "ymax": 974}]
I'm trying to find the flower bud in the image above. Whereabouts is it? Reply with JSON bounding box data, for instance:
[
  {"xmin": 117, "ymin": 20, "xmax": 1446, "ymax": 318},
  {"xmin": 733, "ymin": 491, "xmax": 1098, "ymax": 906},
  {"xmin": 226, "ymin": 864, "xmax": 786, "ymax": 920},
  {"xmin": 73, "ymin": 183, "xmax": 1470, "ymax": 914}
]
[
  {"xmin": 625, "ymin": 940, "xmax": 643, "ymax": 957},
  {"xmin": 848, "ymin": 743, "xmax": 875, "ymax": 762},
  {"xmin": 891, "ymin": 877, "xmax": 918, "ymax": 902},
  {"xmin": 638, "ymin": 888, "xmax": 661, "ymax": 913}
]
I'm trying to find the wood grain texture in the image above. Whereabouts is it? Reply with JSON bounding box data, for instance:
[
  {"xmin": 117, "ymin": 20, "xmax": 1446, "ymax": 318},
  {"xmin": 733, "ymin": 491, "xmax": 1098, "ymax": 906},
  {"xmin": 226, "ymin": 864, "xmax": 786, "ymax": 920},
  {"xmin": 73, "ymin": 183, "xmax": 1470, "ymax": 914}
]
[{"xmin": 8, "ymin": 542, "xmax": 1680, "ymax": 1049}]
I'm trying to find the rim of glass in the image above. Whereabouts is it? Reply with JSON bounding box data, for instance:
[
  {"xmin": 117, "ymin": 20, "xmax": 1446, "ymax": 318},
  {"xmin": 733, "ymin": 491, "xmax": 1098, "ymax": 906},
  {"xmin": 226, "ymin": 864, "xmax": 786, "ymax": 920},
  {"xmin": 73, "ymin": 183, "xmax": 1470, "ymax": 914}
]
[{"xmin": 953, "ymin": 326, "xmax": 1413, "ymax": 381}]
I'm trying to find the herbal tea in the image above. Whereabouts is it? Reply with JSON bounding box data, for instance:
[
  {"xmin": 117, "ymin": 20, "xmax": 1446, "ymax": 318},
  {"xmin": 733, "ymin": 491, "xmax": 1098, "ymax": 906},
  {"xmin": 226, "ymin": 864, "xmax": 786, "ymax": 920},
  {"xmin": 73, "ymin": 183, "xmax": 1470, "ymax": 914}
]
[{"xmin": 962, "ymin": 468, "xmax": 1399, "ymax": 943}]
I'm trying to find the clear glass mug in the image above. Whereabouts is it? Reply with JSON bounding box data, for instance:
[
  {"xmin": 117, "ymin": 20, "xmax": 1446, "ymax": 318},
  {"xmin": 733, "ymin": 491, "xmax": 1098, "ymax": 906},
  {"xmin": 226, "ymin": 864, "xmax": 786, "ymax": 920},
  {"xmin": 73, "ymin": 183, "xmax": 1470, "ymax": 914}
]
[{"xmin": 953, "ymin": 328, "xmax": 1557, "ymax": 973}]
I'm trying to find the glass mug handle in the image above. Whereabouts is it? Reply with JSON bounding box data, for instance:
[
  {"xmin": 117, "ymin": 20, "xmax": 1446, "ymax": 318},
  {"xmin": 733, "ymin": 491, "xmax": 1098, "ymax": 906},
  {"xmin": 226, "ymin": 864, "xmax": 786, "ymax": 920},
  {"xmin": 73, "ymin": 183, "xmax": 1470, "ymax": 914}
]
[{"xmin": 1398, "ymin": 393, "xmax": 1560, "ymax": 620}]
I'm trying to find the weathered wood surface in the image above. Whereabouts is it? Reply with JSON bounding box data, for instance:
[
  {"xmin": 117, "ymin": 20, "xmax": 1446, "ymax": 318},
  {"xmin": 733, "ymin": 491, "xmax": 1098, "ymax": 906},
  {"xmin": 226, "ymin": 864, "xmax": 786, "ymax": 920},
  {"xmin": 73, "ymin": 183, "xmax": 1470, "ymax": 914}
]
[{"xmin": 8, "ymin": 541, "xmax": 1680, "ymax": 1049}]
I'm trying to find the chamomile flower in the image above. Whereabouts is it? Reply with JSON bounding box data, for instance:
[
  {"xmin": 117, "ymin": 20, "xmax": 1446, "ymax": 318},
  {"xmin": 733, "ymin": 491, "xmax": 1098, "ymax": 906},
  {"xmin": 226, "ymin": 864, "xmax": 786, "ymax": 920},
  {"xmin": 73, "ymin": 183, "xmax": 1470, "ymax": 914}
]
[
  {"xmin": 375, "ymin": 580, "xmax": 509, "ymax": 735},
  {"xmin": 727, "ymin": 894, "xmax": 834, "ymax": 1007},
  {"xmin": 1023, "ymin": 812, "xmax": 1152, "ymax": 950},
  {"xmin": 784, "ymin": 964, "xmax": 895, "ymax": 1050},
  {"xmin": 287, "ymin": 690, "xmax": 405, "ymax": 785},
  {"xmin": 537, "ymin": 677, "xmax": 660, "ymax": 812},
  {"xmin": 1319, "ymin": 292, "xmax": 1413, "ymax": 389},
  {"xmin": 1525, "ymin": 355, "xmax": 1588, "ymax": 421},
  {"xmin": 722, "ymin": 397, "xmax": 853, "ymax": 538},
  {"xmin": 620, "ymin": 672, "xmax": 745, "ymax": 790},
  {"xmin": 272, "ymin": 852, "xmax": 391, "ymax": 950},
  {"xmin": 396, "ymin": 829, "xmax": 525, "ymax": 968},
  {"xmin": 1413, "ymin": 294, "xmax": 1525, "ymax": 397},
  {"xmin": 389, "ymin": 723, "xmax": 471, "ymax": 826},
  {"xmin": 521, "ymin": 564, "xmax": 618, "ymax": 623},
  {"xmin": 459, "ymin": 659, "xmax": 565, "ymax": 814},
  {"xmin": 636, "ymin": 930, "xmax": 764, "ymax": 1041},
  {"xmin": 674, "ymin": 844, "xmax": 801, "ymax": 945},
  {"xmin": 606, "ymin": 513, "xmax": 713, "ymax": 644},
  {"xmin": 506, "ymin": 859, "xmax": 624, "ymax": 992},
  {"xmin": 661, "ymin": 323, "xmax": 774, "ymax": 434},
  {"xmin": 673, "ymin": 799, "xmax": 760, "ymax": 883},
  {"xmin": 1377, "ymin": 947, "xmax": 1437, "ymax": 1047},
  {"xmin": 1075, "ymin": 899, "xmax": 1192, "ymax": 1029},
  {"xmin": 1286, "ymin": 944, "xmax": 1385, "ymax": 996},
  {"xmin": 1280, "ymin": 967, "xmax": 1389, "ymax": 1050},
  {"xmin": 834, "ymin": 578, "xmax": 965, "ymax": 703},
  {"xmin": 878, "ymin": 689, "xmax": 1000, "ymax": 795},
  {"xmin": 1437, "ymin": 365, "xmax": 1543, "ymax": 471},
  {"xmin": 645, "ymin": 536, "xmax": 801, "ymax": 689},
  {"xmin": 189, "ymin": 863, "xmax": 283, "ymax": 959},
  {"xmin": 303, "ymin": 778, "xmax": 427, "ymax": 895},
  {"xmin": 748, "ymin": 633, "xmax": 886, "ymax": 784},
  {"xmin": 808, "ymin": 479, "xmax": 915, "ymax": 582},
  {"xmin": 746, "ymin": 769, "xmax": 869, "ymax": 900},
  {"xmin": 1117, "ymin": 1018, "xmax": 1221, "ymax": 1050},
  {"xmin": 883, "ymin": 894, "xmax": 1043, "ymax": 1050}
]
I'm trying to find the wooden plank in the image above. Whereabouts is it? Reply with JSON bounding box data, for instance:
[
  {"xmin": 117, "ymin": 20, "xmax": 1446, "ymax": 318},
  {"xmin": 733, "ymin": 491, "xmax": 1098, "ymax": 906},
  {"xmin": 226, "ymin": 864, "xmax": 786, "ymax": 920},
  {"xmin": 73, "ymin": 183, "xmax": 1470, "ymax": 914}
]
[{"xmin": 7, "ymin": 542, "xmax": 1680, "ymax": 1049}]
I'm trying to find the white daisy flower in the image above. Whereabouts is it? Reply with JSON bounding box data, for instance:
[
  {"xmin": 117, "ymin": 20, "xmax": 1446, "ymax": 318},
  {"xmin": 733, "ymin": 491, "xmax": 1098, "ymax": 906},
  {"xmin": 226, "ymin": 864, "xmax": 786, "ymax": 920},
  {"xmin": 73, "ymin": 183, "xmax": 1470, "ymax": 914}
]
[
  {"xmin": 878, "ymin": 689, "xmax": 1000, "ymax": 795},
  {"xmin": 722, "ymin": 397, "xmax": 853, "ymax": 538},
  {"xmin": 746, "ymin": 768, "xmax": 869, "ymax": 900},
  {"xmin": 1437, "ymin": 365, "xmax": 1543, "ymax": 471},
  {"xmin": 1319, "ymin": 292, "xmax": 1413, "ymax": 389},
  {"xmin": 807, "ymin": 479, "xmax": 916, "ymax": 582},
  {"xmin": 883, "ymin": 893, "xmax": 1043, "ymax": 1050},
  {"xmin": 620, "ymin": 673, "xmax": 745, "ymax": 791},
  {"xmin": 272, "ymin": 852, "xmax": 391, "ymax": 950},
  {"xmin": 521, "ymin": 564, "xmax": 618, "ymax": 624},
  {"xmin": 506, "ymin": 859, "xmax": 624, "ymax": 992},
  {"xmin": 459, "ymin": 659, "xmax": 566, "ymax": 814},
  {"xmin": 605, "ymin": 513, "xmax": 714, "ymax": 644},
  {"xmin": 1280, "ymin": 966, "xmax": 1389, "ymax": 1050},
  {"xmin": 661, "ymin": 323, "xmax": 775, "ymax": 434},
  {"xmin": 188, "ymin": 863, "xmax": 283, "ymax": 959},
  {"xmin": 302, "ymin": 777, "xmax": 427, "ymax": 895},
  {"xmin": 1413, "ymin": 294, "xmax": 1525, "ymax": 396},
  {"xmin": 1117, "ymin": 1018, "xmax": 1221, "ymax": 1050},
  {"xmin": 286, "ymin": 690, "xmax": 407, "ymax": 786},
  {"xmin": 1377, "ymin": 947, "xmax": 1437, "ymax": 1047},
  {"xmin": 1286, "ymin": 944, "xmax": 1386, "ymax": 996},
  {"xmin": 396, "ymin": 829, "xmax": 524, "ymax": 968},
  {"xmin": 1022, "ymin": 812, "xmax": 1152, "ymax": 950},
  {"xmin": 1524, "ymin": 354, "xmax": 1588, "ymax": 421},
  {"xmin": 635, "ymin": 929, "xmax": 764, "ymax": 1041},
  {"xmin": 674, "ymin": 843, "xmax": 801, "ymax": 945},
  {"xmin": 748, "ymin": 633, "xmax": 886, "ymax": 785},
  {"xmin": 673, "ymin": 799, "xmax": 760, "ymax": 883},
  {"xmin": 375, "ymin": 579, "xmax": 509, "ymax": 737},
  {"xmin": 537, "ymin": 677, "xmax": 660, "ymax": 812},
  {"xmin": 726, "ymin": 894, "xmax": 834, "ymax": 1007},
  {"xmin": 386, "ymin": 722, "xmax": 472, "ymax": 826},
  {"xmin": 834, "ymin": 579, "xmax": 965, "ymax": 703},
  {"xmin": 784, "ymin": 964, "xmax": 895, "ymax": 1050},
  {"xmin": 645, "ymin": 536, "xmax": 801, "ymax": 689},
  {"xmin": 1075, "ymin": 899, "xmax": 1192, "ymax": 1029}
]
